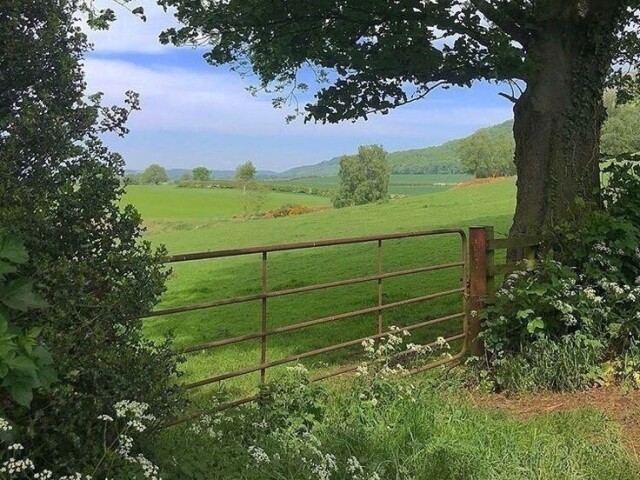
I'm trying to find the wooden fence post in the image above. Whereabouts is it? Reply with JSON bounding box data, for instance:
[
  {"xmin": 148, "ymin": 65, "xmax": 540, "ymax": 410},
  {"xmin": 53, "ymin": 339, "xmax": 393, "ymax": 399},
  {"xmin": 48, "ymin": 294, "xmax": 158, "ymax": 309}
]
[{"xmin": 467, "ymin": 226, "xmax": 494, "ymax": 357}]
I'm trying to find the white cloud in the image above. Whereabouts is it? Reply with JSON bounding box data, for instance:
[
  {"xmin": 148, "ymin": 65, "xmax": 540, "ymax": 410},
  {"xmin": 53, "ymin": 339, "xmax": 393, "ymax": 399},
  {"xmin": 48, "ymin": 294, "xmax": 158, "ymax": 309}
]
[{"xmin": 84, "ymin": 58, "xmax": 513, "ymax": 140}]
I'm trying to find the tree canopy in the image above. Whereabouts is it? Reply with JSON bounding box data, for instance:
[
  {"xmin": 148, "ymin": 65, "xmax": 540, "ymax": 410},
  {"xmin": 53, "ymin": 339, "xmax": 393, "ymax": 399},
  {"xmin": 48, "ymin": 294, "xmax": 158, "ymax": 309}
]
[
  {"xmin": 160, "ymin": 0, "xmax": 640, "ymax": 238},
  {"xmin": 458, "ymin": 127, "xmax": 516, "ymax": 178},
  {"xmin": 192, "ymin": 166, "xmax": 212, "ymax": 182},
  {"xmin": 235, "ymin": 161, "xmax": 257, "ymax": 184},
  {"xmin": 141, "ymin": 163, "xmax": 169, "ymax": 184},
  {"xmin": 333, "ymin": 145, "xmax": 390, "ymax": 208}
]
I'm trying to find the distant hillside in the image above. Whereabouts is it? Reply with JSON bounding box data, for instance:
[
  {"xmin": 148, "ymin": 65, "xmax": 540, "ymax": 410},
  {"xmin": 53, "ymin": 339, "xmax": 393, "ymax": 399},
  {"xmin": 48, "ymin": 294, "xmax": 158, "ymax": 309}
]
[
  {"xmin": 279, "ymin": 157, "xmax": 342, "ymax": 178},
  {"xmin": 280, "ymin": 120, "xmax": 514, "ymax": 177}
]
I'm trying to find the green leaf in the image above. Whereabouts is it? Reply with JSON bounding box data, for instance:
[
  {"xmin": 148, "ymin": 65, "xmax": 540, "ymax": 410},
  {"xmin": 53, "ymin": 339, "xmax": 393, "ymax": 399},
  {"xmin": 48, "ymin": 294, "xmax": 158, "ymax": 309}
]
[
  {"xmin": 0, "ymin": 260, "xmax": 17, "ymax": 279},
  {"xmin": 526, "ymin": 317, "xmax": 545, "ymax": 334},
  {"xmin": 6, "ymin": 382, "xmax": 33, "ymax": 407},
  {"xmin": 0, "ymin": 279, "xmax": 48, "ymax": 311},
  {"xmin": 528, "ymin": 285, "xmax": 548, "ymax": 296},
  {"xmin": 516, "ymin": 309, "xmax": 534, "ymax": 320},
  {"xmin": 0, "ymin": 236, "xmax": 28, "ymax": 264}
]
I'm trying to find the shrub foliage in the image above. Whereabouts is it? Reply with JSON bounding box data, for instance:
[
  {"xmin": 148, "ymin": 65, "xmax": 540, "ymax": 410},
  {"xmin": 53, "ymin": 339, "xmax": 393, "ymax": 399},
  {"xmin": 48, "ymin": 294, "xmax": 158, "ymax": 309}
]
[
  {"xmin": 480, "ymin": 158, "xmax": 640, "ymax": 391},
  {"xmin": 0, "ymin": 0, "xmax": 183, "ymax": 473}
]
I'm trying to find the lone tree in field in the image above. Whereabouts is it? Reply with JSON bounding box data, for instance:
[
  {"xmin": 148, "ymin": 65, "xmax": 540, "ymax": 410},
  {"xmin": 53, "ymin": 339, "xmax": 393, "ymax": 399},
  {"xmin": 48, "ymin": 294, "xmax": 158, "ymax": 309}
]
[
  {"xmin": 458, "ymin": 128, "xmax": 516, "ymax": 178},
  {"xmin": 192, "ymin": 166, "xmax": 212, "ymax": 182},
  {"xmin": 141, "ymin": 163, "xmax": 168, "ymax": 184},
  {"xmin": 235, "ymin": 161, "xmax": 257, "ymax": 193},
  {"xmin": 334, "ymin": 145, "xmax": 391, "ymax": 208},
  {"xmin": 235, "ymin": 161, "xmax": 258, "ymax": 216},
  {"xmin": 160, "ymin": 0, "xmax": 640, "ymax": 237}
]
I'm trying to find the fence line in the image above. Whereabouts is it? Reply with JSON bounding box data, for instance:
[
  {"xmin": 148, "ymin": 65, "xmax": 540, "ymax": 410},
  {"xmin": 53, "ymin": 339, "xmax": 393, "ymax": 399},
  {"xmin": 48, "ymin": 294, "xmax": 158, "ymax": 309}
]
[{"xmin": 145, "ymin": 226, "xmax": 541, "ymax": 425}]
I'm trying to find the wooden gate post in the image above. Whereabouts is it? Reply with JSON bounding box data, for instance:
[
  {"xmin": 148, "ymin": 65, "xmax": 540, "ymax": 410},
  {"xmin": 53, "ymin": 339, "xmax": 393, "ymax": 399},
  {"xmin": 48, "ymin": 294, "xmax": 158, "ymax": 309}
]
[{"xmin": 467, "ymin": 226, "xmax": 494, "ymax": 357}]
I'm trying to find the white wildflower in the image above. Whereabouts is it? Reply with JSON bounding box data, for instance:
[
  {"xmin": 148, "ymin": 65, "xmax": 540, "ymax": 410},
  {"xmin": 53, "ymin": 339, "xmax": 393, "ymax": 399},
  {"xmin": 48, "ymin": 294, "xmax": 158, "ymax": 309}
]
[
  {"xmin": 0, "ymin": 418, "xmax": 12, "ymax": 433},
  {"xmin": 248, "ymin": 445, "xmax": 270, "ymax": 464},
  {"xmin": 286, "ymin": 364, "xmax": 309, "ymax": 375}
]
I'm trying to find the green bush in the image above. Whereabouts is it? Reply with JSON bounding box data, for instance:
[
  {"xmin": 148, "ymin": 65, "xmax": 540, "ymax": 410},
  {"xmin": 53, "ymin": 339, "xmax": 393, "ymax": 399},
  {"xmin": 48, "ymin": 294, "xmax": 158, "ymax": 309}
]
[
  {"xmin": 0, "ymin": 1, "xmax": 184, "ymax": 473},
  {"xmin": 480, "ymin": 159, "xmax": 640, "ymax": 392},
  {"xmin": 0, "ymin": 233, "xmax": 56, "ymax": 407}
]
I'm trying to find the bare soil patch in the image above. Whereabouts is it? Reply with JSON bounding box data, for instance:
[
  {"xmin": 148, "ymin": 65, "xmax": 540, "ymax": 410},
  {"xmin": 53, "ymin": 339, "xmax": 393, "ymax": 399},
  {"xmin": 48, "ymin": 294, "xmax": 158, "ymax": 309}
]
[
  {"xmin": 453, "ymin": 176, "xmax": 511, "ymax": 189},
  {"xmin": 468, "ymin": 387, "xmax": 640, "ymax": 458}
]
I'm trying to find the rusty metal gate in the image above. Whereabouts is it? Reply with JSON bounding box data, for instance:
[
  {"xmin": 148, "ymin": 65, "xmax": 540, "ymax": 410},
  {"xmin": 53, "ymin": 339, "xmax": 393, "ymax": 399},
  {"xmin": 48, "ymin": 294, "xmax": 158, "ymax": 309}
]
[{"xmin": 143, "ymin": 228, "xmax": 470, "ymax": 416}]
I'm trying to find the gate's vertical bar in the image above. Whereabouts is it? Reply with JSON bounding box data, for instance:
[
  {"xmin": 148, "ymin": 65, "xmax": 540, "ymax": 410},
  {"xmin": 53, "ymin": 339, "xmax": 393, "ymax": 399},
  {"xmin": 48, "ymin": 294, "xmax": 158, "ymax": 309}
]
[
  {"xmin": 377, "ymin": 239, "xmax": 383, "ymax": 334},
  {"xmin": 468, "ymin": 226, "xmax": 493, "ymax": 357},
  {"xmin": 260, "ymin": 251, "xmax": 268, "ymax": 384},
  {"xmin": 461, "ymin": 231, "xmax": 469, "ymax": 353}
]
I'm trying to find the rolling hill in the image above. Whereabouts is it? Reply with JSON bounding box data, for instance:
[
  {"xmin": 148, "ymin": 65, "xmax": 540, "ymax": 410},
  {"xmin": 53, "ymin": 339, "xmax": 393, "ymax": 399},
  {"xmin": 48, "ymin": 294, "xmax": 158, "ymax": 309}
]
[{"xmin": 280, "ymin": 120, "xmax": 514, "ymax": 178}]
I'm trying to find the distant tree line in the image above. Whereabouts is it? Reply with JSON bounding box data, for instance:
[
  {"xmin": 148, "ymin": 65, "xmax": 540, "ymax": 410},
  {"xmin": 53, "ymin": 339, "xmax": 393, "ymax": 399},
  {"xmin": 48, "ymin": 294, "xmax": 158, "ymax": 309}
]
[
  {"xmin": 458, "ymin": 129, "xmax": 516, "ymax": 178},
  {"xmin": 125, "ymin": 99, "xmax": 640, "ymax": 187},
  {"xmin": 125, "ymin": 164, "xmax": 212, "ymax": 185}
]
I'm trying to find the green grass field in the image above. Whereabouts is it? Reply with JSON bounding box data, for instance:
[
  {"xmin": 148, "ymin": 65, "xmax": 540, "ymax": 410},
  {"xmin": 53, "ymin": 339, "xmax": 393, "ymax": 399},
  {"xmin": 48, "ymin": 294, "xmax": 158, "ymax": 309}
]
[
  {"xmin": 125, "ymin": 179, "xmax": 516, "ymax": 403},
  {"xmin": 278, "ymin": 173, "xmax": 473, "ymax": 196},
  {"xmin": 128, "ymin": 179, "xmax": 640, "ymax": 478},
  {"xmin": 124, "ymin": 184, "xmax": 329, "ymax": 221}
]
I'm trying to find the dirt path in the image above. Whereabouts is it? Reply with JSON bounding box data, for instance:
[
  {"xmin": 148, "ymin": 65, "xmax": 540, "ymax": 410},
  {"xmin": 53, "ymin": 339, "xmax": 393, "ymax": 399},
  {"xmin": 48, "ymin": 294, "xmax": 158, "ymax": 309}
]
[{"xmin": 468, "ymin": 387, "xmax": 640, "ymax": 458}]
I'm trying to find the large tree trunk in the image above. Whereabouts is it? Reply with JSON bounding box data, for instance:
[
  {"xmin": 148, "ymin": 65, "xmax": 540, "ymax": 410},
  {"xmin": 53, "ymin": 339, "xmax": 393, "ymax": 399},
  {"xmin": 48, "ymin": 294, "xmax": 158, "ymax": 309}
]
[{"xmin": 509, "ymin": 2, "xmax": 623, "ymax": 247}]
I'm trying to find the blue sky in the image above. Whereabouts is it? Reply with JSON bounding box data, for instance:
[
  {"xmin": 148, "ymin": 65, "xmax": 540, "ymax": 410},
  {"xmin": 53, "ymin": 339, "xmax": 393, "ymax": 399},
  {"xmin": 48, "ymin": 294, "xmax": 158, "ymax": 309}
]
[{"xmin": 85, "ymin": 1, "xmax": 514, "ymax": 173}]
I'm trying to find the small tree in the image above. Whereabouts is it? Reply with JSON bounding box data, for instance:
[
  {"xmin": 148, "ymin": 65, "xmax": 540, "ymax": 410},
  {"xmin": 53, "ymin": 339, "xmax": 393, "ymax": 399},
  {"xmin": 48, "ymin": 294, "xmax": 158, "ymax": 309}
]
[
  {"xmin": 235, "ymin": 161, "xmax": 257, "ymax": 191},
  {"xmin": 192, "ymin": 166, "xmax": 211, "ymax": 182},
  {"xmin": 458, "ymin": 129, "xmax": 516, "ymax": 178},
  {"xmin": 235, "ymin": 161, "xmax": 257, "ymax": 216},
  {"xmin": 141, "ymin": 164, "xmax": 168, "ymax": 184},
  {"xmin": 333, "ymin": 145, "xmax": 390, "ymax": 208}
]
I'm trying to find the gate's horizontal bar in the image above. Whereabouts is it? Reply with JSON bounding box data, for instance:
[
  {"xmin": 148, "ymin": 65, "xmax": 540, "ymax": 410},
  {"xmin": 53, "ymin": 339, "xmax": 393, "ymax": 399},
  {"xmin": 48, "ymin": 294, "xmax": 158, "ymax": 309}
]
[
  {"xmin": 162, "ymin": 395, "xmax": 258, "ymax": 428},
  {"xmin": 166, "ymin": 329, "xmax": 466, "ymax": 427},
  {"xmin": 144, "ymin": 261, "xmax": 464, "ymax": 319},
  {"xmin": 487, "ymin": 236, "xmax": 540, "ymax": 251},
  {"xmin": 183, "ymin": 312, "xmax": 465, "ymax": 389},
  {"xmin": 165, "ymin": 228, "xmax": 466, "ymax": 263},
  {"xmin": 182, "ymin": 289, "xmax": 464, "ymax": 354}
]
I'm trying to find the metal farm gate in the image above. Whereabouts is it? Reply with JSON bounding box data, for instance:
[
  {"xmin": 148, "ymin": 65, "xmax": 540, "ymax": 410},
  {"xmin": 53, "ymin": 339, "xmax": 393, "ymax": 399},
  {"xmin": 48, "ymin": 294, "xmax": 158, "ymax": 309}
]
[{"xmin": 142, "ymin": 226, "xmax": 539, "ymax": 422}]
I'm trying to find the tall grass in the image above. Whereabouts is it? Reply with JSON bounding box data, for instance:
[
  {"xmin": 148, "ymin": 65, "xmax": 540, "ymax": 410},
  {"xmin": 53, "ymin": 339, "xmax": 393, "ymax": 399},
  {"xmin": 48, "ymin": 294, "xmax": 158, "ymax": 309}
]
[{"xmin": 152, "ymin": 384, "xmax": 639, "ymax": 480}]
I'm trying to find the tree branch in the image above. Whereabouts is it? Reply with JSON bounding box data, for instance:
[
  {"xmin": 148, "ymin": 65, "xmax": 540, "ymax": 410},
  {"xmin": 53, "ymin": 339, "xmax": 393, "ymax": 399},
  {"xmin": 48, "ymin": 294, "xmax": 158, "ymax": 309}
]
[{"xmin": 469, "ymin": 0, "xmax": 530, "ymax": 47}]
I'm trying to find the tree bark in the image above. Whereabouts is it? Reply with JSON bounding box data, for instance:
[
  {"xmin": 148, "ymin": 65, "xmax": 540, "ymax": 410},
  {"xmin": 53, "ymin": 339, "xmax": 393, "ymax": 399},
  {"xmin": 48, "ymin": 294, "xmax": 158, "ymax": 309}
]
[{"xmin": 509, "ymin": 2, "xmax": 624, "ymax": 250}]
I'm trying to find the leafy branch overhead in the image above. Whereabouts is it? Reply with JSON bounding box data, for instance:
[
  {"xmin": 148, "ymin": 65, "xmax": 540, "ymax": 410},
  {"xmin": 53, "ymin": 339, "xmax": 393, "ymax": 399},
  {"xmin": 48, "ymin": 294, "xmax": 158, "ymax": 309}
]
[{"xmin": 159, "ymin": 1, "xmax": 640, "ymax": 122}]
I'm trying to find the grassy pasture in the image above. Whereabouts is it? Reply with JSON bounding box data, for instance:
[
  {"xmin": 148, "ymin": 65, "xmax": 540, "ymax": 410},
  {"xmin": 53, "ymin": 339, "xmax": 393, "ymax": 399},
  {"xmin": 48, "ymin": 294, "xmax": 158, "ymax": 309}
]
[
  {"xmin": 124, "ymin": 184, "xmax": 330, "ymax": 222},
  {"xmin": 126, "ymin": 179, "xmax": 516, "ymax": 403},
  {"xmin": 130, "ymin": 178, "xmax": 640, "ymax": 479},
  {"xmin": 279, "ymin": 173, "xmax": 473, "ymax": 196}
]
